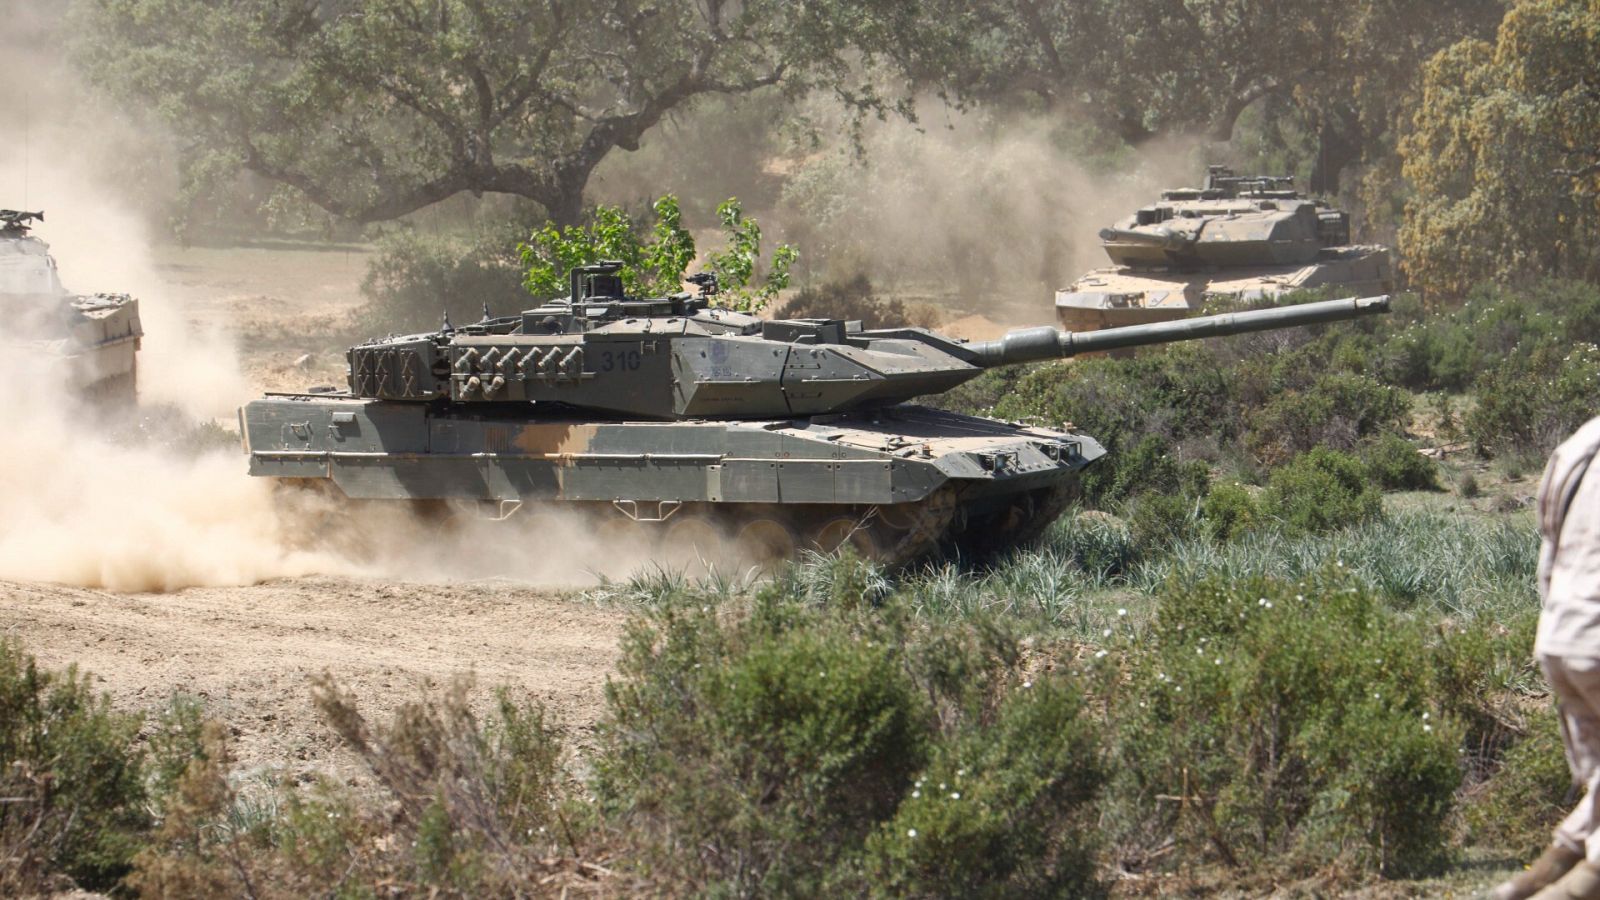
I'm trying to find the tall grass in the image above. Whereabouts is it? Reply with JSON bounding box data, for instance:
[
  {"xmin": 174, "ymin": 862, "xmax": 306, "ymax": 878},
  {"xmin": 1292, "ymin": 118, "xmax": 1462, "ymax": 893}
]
[
  {"xmin": 1128, "ymin": 510, "xmax": 1536, "ymax": 620},
  {"xmin": 587, "ymin": 505, "xmax": 1537, "ymax": 646}
]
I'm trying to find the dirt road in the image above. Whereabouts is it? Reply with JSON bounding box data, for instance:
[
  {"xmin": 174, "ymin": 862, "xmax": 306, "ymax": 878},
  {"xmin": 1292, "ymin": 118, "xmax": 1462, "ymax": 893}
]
[{"xmin": 0, "ymin": 576, "xmax": 626, "ymax": 782}]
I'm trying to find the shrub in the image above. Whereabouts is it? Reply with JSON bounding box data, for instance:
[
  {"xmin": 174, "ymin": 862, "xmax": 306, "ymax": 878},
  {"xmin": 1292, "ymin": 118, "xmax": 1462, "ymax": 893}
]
[
  {"xmin": 133, "ymin": 676, "xmax": 578, "ymax": 898},
  {"xmin": 860, "ymin": 677, "xmax": 1105, "ymax": 898},
  {"xmin": 1108, "ymin": 571, "xmax": 1463, "ymax": 876},
  {"xmin": 1083, "ymin": 434, "xmax": 1211, "ymax": 510},
  {"xmin": 1127, "ymin": 491, "xmax": 1202, "ymax": 553},
  {"xmin": 772, "ymin": 274, "xmax": 939, "ymax": 330},
  {"xmin": 1467, "ymin": 340, "xmax": 1600, "ymax": 458},
  {"xmin": 359, "ymin": 224, "xmax": 531, "ymax": 334},
  {"xmin": 0, "ymin": 640, "xmax": 152, "ymax": 894},
  {"xmin": 1463, "ymin": 707, "xmax": 1573, "ymax": 859},
  {"xmin": 595, "ymin": 588, "xmax": 1105, "ymax": 896},
  {"xmin": 1246, "ymin": 373, "xmax": 1410, "ymax": 465},
  {"xmin": 1362, "ymin": 433, "xmax": 1442, "ymax": 491},
  {"xmin": 596, "ymin": 595, "xmax": 929, "ymax": 895},
  {"xmin": 1261, "ymin": 448, "xmax": 1384, "ymax": 535},
  {"xmin": 521, "ymin": 195, "xmax": 795, "ymax": 312},
  {"xmin": 1201, "ymin": 482, "xmax": 1261, "ymax": 541}
]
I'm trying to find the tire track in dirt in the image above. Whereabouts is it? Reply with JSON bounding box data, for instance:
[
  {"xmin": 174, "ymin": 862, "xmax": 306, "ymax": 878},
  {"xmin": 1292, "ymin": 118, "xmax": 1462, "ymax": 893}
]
[{"xmin": 0, "ymin": 576, "xmax": 626, "ymax": 784}]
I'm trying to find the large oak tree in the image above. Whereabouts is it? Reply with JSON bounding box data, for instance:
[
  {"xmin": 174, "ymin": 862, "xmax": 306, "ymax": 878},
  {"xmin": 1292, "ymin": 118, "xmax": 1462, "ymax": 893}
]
[{"xmin": 72, "ymin": 0, "xmax": 924, "ymax": 226}]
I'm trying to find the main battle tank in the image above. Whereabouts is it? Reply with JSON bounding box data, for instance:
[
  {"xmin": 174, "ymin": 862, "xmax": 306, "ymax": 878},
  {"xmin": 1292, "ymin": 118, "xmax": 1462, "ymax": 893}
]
[
  {"xmin": 242, "ymin": 263, "xmax": 1390, "ymax": 566},
  {"xmin": 0, "ymin": 210, "xmax": 143, "ymax": 400},
  {"xmin": 1056, "ymin": 166, "xmax": 1393, "ymax": 331}
]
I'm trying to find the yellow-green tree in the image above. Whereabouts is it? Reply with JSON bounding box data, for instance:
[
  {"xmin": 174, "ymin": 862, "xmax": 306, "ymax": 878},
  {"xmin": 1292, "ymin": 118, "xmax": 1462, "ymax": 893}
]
[{"xmin": 1401, "ymin": 0, "xmax": 1600, "ymax": 300}]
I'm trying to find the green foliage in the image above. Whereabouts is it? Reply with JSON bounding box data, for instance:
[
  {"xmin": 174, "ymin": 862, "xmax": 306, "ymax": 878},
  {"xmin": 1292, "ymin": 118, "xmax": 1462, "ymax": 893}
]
[
  {"xmin": 360, "ymin": 224, "xmax": 530, "ymax": 333},
  {"xmin": 1126, "ymin": 491, "xmax": 1203, "ymax": 554},
  {"xmin": 706, "ymin": 198, "xmax": 798, "ymax": 309},
  {"xmin": 595, "ymin": 595, "xmax": 926, "ymax": 894},
  {"xmin": 1361, "ymin": 433, "xmax": 1442, "ymax": 491},
  {"xmin": 0, "ymin": 640, "xmax": 152, "ymax": 893},
  {"xmin": 71, "ymin": 0, "xmax": 916, "ymax": 227},
  {"xmin": 1400, "ymin": 0, "xmax": 1600, "ymax": 298},
  {"xmin": 1246, "ymin": 374, "xmax": 1410, "ymax": 465},
  {"xmin": 1202, "ymin": 482, "xmax": 1262, "ymax": 541},
  {"xmin": 1463, "ymin": 707, "xmax": 1573, "ymax": 859},
  {"xmin": 519, "ymin": 195, "xmax": 797, "ymax": 311},
  {"xmin": 1467, "ymin": 341, "xmax": 1600, "ymax": 458},
  {"xmin": 1110, "ymin": 571, "xmax": 1463, "ymax": 876},
  {"xmin": 1261, "ymin": 448, "xmax": 1384, "ymax": 535},
  {"xmin": 861, "ymin": 678, "xmax": 1105, "ymax": 898},
  {"xmin": 595, "ymin": 584, "xmax": 1104, "ymax": 896}
]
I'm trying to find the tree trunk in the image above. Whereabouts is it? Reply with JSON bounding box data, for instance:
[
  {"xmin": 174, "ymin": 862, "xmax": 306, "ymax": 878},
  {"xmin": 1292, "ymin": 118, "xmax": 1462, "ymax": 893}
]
[{"xmin": 1308, "ymin": 110, "xmax": 1363, "ymax": 196}]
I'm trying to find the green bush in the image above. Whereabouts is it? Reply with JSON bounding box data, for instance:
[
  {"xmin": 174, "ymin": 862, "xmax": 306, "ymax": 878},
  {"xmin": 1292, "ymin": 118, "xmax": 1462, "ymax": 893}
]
[
  {"xmin": 359, "ymin": 224, "xmax": 531, "ymax": 334},
  {"xmin": 1083, "ymin": 434, "xmax": 1211, "ymax": 509},
  {"xmin": 861, "ymin": 677, "xmax": 1105, "ymax": 898},
  {"xmin": 1127, "ymin": 491, "xmax": 1202, "ymax": 553},
  {"xmin": 773, "ymin": 274, "xmax": 940, "ymax": 330},
  {"xmin": 521, "ymin": 195, "xmax": 795, "ymax": 312},
  {"xmin": 0, "ymin": 640, "xmax": 152, "ymax": 893},
  {"xmin": 595, "ymin": 587, "xmax": 1105, "ymax": 896},
  {"xmin": 1466, "ymin": 340, "xmax": 1600, "ymax": 458},
  {"xmin": 596, "ymin": 595, "xmax": 929, "ymax": 895},
  {"xmin": 1246, "ymin": 373, "xmax": 1410, "ymax": 465},
  {"xmin": 1261, "ymin": 448, "xmax": 1384, "ymax": 535},
  {"xmin": 1108, "ymin": 571, "xmax": 1463, "ymax": 876},
  {"xmin": 1362, "ymin": 433, "xmax": 1442, "ymax": 491},
  {"xmin": 1463, "ymin": 707, "xmax": 1572, "ymax": 859},
  {"xmin": 1201, "ymin": 482, "xmax": 1261, "ymax": 540}
]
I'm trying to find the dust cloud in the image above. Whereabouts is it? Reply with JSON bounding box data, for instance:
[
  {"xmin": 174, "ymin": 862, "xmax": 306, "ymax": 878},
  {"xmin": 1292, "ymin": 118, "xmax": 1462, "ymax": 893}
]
[
  {"xmin": 0, "ymin": 6, "xmax": 642, "ymax": 593},
  {"xmin": 775, "ymin": 102, "xmax": 1207, "ymax": 323}
]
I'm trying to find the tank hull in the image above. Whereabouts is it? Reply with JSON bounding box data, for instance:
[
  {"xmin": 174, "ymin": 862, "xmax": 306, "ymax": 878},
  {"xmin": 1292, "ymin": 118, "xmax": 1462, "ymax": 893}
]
[
  {"xmin": 2, "ymin": 292, "xmax": 142, "ymax": 399},
  {"xmin": 1056, "ymin": 246, "xmax": 1392, "ymax": 331},
  {"xmin": 243, "ymin": 394, "xmax": 1105, "ymax": 563}
]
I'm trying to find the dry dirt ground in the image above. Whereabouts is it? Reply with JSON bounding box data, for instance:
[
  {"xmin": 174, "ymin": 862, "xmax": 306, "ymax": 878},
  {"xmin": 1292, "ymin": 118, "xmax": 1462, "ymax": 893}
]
[{"xmin": 0, "ymin": 576, "xmax": 625, "ymax": 783}]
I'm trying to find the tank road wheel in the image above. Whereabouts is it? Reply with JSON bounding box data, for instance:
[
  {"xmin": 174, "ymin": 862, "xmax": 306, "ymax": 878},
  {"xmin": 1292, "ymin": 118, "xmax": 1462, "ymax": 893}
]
[
  {"xmin": 734, "ymin": 518, "xmax": 799, "ymax": 574},
  {"xmin": 810, "ymin": 516, "xmax": 883, "ymax": 561},
  {"xmin": 660, "ymin": 515, "xmax": 732, "ymax": 572},
  {"xmin": 595, "ymin": 515, "xmax": 654, "ymax": 555}
]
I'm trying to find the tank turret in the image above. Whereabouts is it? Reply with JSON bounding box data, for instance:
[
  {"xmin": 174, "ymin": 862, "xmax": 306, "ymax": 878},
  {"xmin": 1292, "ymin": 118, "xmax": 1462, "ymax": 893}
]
[
  {"xmin": 340, "ymin": 261, "xmax": 1388, "ymax": 420},
  {"xmin": 244, "ymin": 264, "xmax": 1389, "ymax": 567}
]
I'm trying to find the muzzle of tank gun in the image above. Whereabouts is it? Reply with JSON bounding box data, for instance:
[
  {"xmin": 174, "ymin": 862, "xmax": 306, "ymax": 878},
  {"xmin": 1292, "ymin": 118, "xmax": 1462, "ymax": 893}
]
[{"xmin": 965, "ymin": 295, "xmax": 1392, "ymax": 367}]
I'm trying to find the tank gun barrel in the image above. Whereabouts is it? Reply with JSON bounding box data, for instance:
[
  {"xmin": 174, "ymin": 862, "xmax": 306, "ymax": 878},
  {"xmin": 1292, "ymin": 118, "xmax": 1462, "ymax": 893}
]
[
  {"xmin": 1098, "ymin": 226, "xmax": 1193, "ymax": 250},
  {"xmin": 966, "ymin": 295, "xmax": 1391, "ymax": 367}
]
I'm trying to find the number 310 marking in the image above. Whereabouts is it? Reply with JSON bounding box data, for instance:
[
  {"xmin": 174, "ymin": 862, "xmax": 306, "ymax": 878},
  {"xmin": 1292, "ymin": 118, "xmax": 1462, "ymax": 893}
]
[{"xmin": 598, "ymin": 349, "xmax": 643, "ymax": 372}]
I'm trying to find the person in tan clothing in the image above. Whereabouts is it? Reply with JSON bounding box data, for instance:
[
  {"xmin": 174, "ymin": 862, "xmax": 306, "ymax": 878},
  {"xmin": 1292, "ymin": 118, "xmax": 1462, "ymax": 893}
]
[{"xmin": 1496, "ymin": 417, "xmax": 1600, "ymax": 900}]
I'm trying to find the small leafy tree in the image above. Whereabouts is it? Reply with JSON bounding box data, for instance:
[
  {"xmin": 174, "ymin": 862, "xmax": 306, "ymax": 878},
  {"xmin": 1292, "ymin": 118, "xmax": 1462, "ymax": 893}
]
[{"xmin": 520, "ymin": 195, "xmax": 795, "ymax": 312}]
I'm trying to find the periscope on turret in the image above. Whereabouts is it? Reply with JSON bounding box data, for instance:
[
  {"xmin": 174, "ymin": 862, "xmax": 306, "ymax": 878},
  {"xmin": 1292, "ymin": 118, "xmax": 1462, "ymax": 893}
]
[
  {"xmin": 0, "ymin": 209, "xmax": 143, "ymax": 401},
  {"xmin": 1057, "ymin": 166, "xmax": 1394, "ymax": 332},
  {"xmin": 242, "ymin": 262, "xmax": 1390, "ymax": 568}
]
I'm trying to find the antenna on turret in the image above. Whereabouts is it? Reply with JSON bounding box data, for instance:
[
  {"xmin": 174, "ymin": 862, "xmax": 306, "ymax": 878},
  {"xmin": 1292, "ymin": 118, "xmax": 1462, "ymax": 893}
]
[
  {"xmin": 441, "ymin": 309, "xmax": 454, "ymax": 334},
  {"xmin": 481, "ymin": 302, "xmax": 491, "ymax": 322}
]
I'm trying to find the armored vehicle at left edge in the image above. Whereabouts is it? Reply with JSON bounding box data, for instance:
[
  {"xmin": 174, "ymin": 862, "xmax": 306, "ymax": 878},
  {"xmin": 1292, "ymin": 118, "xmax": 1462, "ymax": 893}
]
[
  {"xmin": 0, "ymin": 210, "xmax": 143, "ymax": 400},
  {"xmin": 242, "ymin": 263, "xmax": 1391, "ymax": 568}
]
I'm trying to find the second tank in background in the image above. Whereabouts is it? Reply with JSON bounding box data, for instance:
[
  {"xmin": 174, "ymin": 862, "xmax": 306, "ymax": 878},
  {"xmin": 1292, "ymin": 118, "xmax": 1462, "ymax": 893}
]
[{"xmin": 1055, "ymin": 166, "xmax": 1392, "ymax": 331}]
